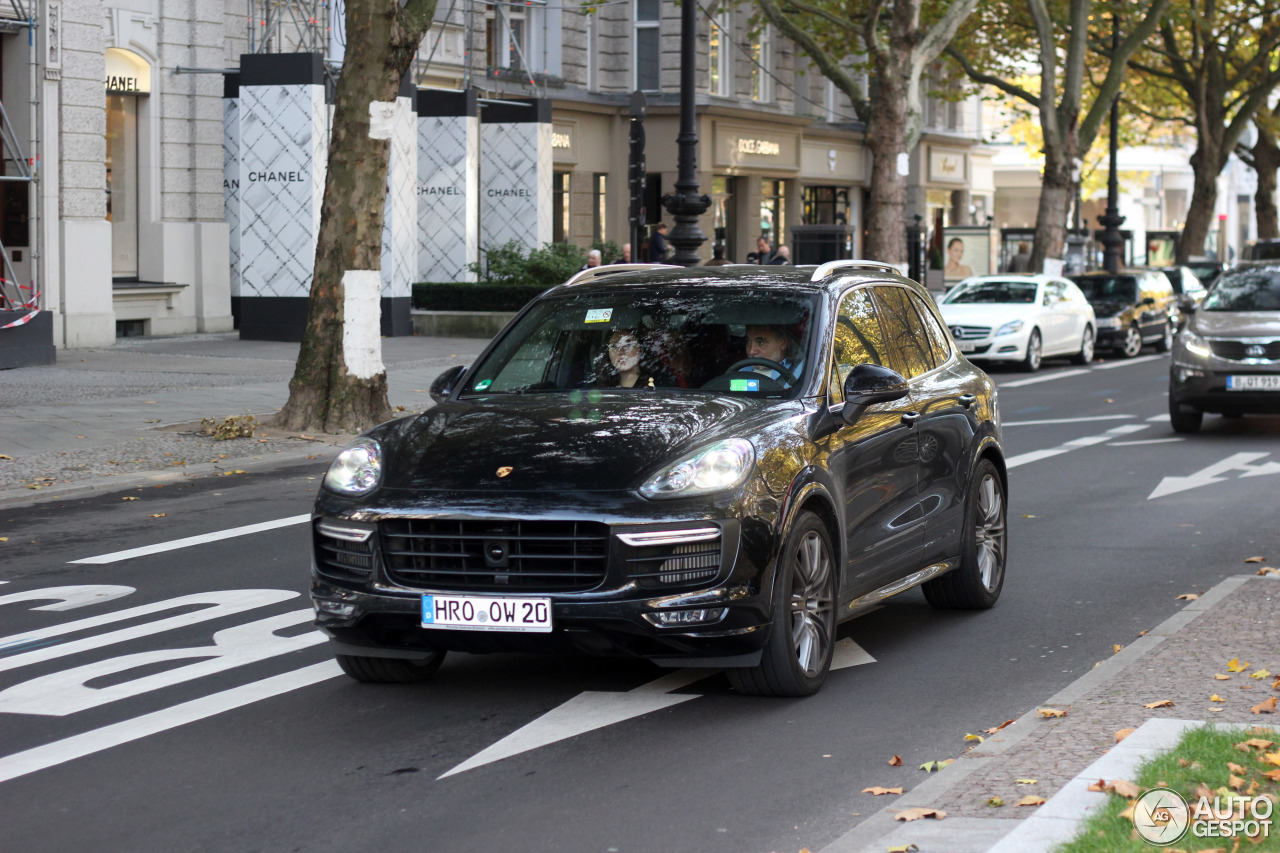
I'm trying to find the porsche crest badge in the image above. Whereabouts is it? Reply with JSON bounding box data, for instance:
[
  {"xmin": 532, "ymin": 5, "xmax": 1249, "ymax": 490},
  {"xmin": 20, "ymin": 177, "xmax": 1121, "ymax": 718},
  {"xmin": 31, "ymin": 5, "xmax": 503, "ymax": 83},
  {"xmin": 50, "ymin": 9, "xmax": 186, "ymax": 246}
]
[{"xmin": 496, "ymin": 466, "xmax": 513, "ymax": 478}]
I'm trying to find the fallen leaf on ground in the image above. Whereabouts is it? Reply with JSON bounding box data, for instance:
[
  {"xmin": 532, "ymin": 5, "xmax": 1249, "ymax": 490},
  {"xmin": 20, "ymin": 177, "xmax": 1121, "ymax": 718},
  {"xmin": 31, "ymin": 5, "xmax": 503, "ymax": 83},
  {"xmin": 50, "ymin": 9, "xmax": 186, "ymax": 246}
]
[
  {"xmin": 1115, "ymin": 728, "xmax": 1136, "ymax": 742},
  {"xmin": 1245, "ymin": 556, "xmax": 1265, "ymax": 563},
  {"xmin": 1015, "ymin": 779, "xmax": 1037, "ymax": 785},
  {"xmin": 985, "ymin": 797, "xmax": 1004, "ymax": 807},
  {"xmin": 1251, "ymin": 670, "xmax": 1271, "ymax": 679},
  {"xmin": 1118, "ymin": 802, "xmax": 1136, "ymax": 821},
  {"xmin": 122, "ymin": 496, "xmax": 138, "ymax": 501},
  {"xmin": 893, "ymin": 808, "xmax": 945, "ymax": 822},
  {"xmin": 1211, "ymin": 694, "xmax": 1226, "ymax": 702},
  {"xmin": 1144, "ymin": 700, "xmax": 1175, "ymax": 709},
  {"xmin": 983, "ymin": 719, "xmax": 1015, "ymax": 734},
  {"xmin": 1216, "ymin": 674, "xmax": 1232, "ymax": 680},
  {"xmin": 1238, "ymin": 738, "xmax": 1276, "ymax": 751},
  {"xmin": 0, "ymin": 537, "xmax": 7, "ymax": 542},
  {"xmin": 1108, "ymin": 779, "xmax": 1142, "ymax": 798},
  {"xmin": 1263, "ymin": 752, "xmax": 1280, "ymax": 767},
  {"xmin": 0, "ymin": 454, "xmax": 11, "ymax": 460},
  {"xmin": 964, "ymin": 733, "xmax": 984, "ymax": 743},
  {"xmin": 888, "ymin": 755, "xmax": 902, "ymax": 766},
  {"xmin": 1227, "ymin": 762, "xmax": 1247, "ymax": 774},
  {"xmin": 862, "ymin": 786, "xmax": 903, "ymax": 796},
  {"xmin": 1229, "ymin": 774, "xmax": 1245, "ymax": 790},
  {"xmin": 149, "ymin": 513, "xmax": 166, "ymax": 518},
  {"xmin": 1264, "ymin": 768, "xmax": 1280, "ymax": 782},
  {"xmin": 1087, "ymin": 779, "xmax": 1107, "ymax": 792},
  {"xmin": 1113, "ymin": 644, "xmax": 1124, "ymax": 653},
  {"xmin": 1138, "ymin": 630, "xmax": 1148, "ymax": 636},
  {"xmin": 1038, "ymin": 708, "xmax": 1067, "ymax": 718},
  {"xmin": 1258, "ymin": 567, "xmax": 1280, "ymax": 576},
  {"xmin": 1022, "ymin": 514, "xmax": 1036, "ymax": 518},
  {"xmin": 886, "ymin": 845, "xmax": 919, "ymax": 853},
  {"xmin": 1176, "ymin": 593, "xmax": 1199, "ymax": 600},
  {"xmin": 1017, "ymin": 796, "xmax": 1046, "ymax": 806},
  {"xmin": 1252, "ymin": 697, "xmax": 1278, "ymax": 714},
  {"xmin": 1195, "ymin": 783, "xmax": 1214, "ymax": 801}
]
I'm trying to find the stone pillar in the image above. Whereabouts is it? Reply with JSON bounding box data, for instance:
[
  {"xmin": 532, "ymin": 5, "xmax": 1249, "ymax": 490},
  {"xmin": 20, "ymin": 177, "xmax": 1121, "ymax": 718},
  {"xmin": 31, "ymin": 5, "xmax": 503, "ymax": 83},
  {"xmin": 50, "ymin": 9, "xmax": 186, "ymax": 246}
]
[
  {"xmin": 417, "ymin": 88, "xmax": 479, "ymax": 284},
  {"xmin": 479, "ymin": 99, "xmax": 552, "ymax": 259}
]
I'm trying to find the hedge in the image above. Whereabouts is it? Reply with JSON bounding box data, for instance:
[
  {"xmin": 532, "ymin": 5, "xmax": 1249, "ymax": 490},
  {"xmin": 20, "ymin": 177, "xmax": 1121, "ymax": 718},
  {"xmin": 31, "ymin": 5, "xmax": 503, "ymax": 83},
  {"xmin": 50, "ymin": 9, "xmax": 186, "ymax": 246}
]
[{"xmin": 412, "ymin": 282, "xmax": 547, "ymax": 312}]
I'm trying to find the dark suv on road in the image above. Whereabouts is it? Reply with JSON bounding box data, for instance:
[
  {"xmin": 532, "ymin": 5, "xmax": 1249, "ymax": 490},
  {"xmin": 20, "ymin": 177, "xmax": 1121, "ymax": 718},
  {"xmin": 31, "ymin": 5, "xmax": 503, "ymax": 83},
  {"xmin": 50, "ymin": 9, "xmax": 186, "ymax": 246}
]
[
  {"xmin": 311, "ymin": 262, "xmax": 1007, "ymax": 697},
  {"xmin": 1069, "ymin": 270, "xmax": 1179, "ymax": 357}
]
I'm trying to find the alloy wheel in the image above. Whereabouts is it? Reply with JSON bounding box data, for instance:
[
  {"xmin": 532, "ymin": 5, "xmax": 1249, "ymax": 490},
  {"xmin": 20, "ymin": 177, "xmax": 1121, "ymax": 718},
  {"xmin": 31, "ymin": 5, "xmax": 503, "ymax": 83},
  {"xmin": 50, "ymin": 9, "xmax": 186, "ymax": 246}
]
[
  {"xmin": 972, "ymin": 474, "xmax": 1006, "ymax": 591},
  {"xmin": 1121, "ymin": 326, "xmax": 1142, "ymax": 358},
  {"xmin": 1080, "ymin": 327, "xmax": 1094, "ymax": 362},
  {"xmin": 789, "ymin": 530, "xmax": 834, "ymax": 677}
]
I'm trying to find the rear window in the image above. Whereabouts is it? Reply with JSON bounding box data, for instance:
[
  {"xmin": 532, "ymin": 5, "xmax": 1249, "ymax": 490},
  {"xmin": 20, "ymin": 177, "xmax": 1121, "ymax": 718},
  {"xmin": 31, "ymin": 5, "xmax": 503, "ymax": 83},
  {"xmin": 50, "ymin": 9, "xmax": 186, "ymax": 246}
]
[
  {"xmin": 1071, "ymin": 276, "xmax": 1138, "ymax": 302},
  {"xmin": 941, "ymin": 281, "xmax": 1038, "ymax": 304},
  {"xmin": 1202, "ymin": 269, "xmax": 1280, "ymax": 311}
]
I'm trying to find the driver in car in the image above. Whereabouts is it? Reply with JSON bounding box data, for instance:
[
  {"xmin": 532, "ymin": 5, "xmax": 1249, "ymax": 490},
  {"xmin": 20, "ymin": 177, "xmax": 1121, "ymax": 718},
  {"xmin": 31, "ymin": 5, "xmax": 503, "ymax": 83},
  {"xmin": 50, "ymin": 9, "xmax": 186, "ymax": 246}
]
[{"xmin": 742, "ymin": 324, "xmax": 805, "ymax": 385}]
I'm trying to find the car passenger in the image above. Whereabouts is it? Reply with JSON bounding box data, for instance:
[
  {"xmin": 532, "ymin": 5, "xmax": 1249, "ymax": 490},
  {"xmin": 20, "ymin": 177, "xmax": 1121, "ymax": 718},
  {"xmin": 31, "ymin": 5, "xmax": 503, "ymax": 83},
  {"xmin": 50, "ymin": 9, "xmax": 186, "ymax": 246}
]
[{"xmin": 597, "ymin": 328, "xmax": 654, "ymax": 389}]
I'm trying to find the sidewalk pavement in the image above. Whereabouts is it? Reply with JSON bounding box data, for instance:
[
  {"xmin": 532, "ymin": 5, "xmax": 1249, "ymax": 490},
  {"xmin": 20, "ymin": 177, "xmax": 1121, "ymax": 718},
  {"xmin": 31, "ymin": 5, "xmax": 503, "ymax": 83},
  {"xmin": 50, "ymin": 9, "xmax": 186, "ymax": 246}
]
[{"xmin": 2, "ymin": 333, "xmax": 1278, "ymax": 853}]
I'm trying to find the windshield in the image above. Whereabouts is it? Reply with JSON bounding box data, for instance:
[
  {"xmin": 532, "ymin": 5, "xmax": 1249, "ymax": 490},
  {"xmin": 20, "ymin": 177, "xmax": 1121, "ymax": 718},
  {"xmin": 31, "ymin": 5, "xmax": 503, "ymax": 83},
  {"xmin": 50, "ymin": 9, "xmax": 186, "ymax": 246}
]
[
  {"xmin": 942, "ymin": 281, "xmax": 1038, "ymax": 304},
  {"xmin": 463, "ymin": 287, "xmax": 818, "ymax": 397},
  {"xmin": 1202, "ymin": 269, "xmax": 1280, "ymax": 311},
  {"xmin": 1072, "ymin": 276, "xmax": 1138, "ymax": 302}
]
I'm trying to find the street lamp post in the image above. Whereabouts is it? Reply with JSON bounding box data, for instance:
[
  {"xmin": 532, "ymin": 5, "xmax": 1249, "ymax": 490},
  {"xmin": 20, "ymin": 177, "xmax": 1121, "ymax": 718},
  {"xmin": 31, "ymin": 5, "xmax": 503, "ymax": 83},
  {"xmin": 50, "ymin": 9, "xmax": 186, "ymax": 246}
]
[
  {"xmin": 1097, "ymin": 15, "xmax": 1126, "ymax": 274},
  {"xmin": 661, "ymin": 0, "xmax": 710, "ymax": 266}
]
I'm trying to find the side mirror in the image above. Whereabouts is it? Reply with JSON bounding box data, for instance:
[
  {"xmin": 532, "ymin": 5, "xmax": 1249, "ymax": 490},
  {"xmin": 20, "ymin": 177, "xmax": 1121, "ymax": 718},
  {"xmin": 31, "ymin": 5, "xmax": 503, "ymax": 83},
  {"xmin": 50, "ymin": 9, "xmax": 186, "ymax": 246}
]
[
  {"xmin": 429, "ymin": 365, "xmax": 467, "ymax": 403},
  {"xmin": 839, "ymin": 364, "xmax": 909, "ymax": 425}
]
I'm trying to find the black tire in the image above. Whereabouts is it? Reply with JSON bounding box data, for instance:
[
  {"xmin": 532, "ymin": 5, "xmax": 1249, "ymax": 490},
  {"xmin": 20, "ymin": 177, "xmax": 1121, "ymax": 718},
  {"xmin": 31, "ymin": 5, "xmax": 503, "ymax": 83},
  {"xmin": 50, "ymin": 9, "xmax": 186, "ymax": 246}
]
[
  {"xmin": 1020, "ymin": 329, "xmax": 1043, "ymax": 372},
  {"xmin": 727, "ymin": 511, "xmax": 835, "ymax": 698},
  {"xmin": 923, "ymin": 459, "xmax": 1006, "ymax": 610},
  {"xmin": 1155, "ymin": 321, "xmax": 1174, "ymax": 353},
  {"xmin": 336, "ymin": 651, "xmax": 446, "ymax": 684},
  {"xmin": 1071, "ymin": 325, "xmax": 1095, "ymax": 365},
  {"xmin": 1117, "ymin": 325, "xmax": 1143, "ymax": 358},
  {"xmin": 1168, "ymin": 391, "xmax": 1203, "ymax": 434}
]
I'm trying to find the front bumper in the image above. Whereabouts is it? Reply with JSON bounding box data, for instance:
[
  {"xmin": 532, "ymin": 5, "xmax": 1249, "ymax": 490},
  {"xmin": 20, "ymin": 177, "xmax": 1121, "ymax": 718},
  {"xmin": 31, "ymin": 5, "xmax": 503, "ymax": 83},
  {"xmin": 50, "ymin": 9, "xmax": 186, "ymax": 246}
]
[
  {"xmin": 957, "ymin": 335, "xmax": 1028, "ymax": 363},
  {"xmin": 1170, "ymin": 362, "xmax": 1280, "ymax": 413},
  {"xmin": 1095, "ymin": 327, "xmax": 1130, "ymax": 349}
]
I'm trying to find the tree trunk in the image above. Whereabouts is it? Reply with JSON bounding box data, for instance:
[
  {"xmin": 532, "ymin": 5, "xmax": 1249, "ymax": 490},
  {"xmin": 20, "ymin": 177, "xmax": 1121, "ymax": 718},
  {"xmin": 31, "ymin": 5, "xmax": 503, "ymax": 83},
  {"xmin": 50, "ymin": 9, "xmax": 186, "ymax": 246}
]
[
  {"xmin": 274, "ymin": 0, "xmax": 436, "ymax": 433},
  {"xmin": 1178, "ymin": 141, "xmax": 1224, "ymax": 263},
  {"xmin": 1029, "ymin": 137, "xmax": 1077, "ymax": 272},
  {"xmin": 864, "ymin": 72, "xmax": 910, "ymax": 265},
  {"xmin": 1253, "ymin": 127, "xmax": 1280, "ymax": 240}
]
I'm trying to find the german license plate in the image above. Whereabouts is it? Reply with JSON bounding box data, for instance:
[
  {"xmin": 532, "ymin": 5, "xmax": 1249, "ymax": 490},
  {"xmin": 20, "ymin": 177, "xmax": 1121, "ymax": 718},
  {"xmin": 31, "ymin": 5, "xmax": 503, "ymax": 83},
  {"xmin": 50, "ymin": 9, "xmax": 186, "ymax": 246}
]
[
  {"xmin": 421, "ymin": 594, "xmax": 552, "ymax": 633},
  {"xmin": 1226, "ymin": 375, "xmax": 1280, "ymax": 391},
  {"xmin": 956, "ymin": 341, "xmax": 979, "ymax": 353}
]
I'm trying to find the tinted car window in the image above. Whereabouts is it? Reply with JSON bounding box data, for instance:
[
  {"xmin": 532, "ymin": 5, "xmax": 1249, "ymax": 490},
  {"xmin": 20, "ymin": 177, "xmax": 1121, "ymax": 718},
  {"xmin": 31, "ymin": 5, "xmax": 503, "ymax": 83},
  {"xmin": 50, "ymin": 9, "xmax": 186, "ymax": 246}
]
[
  {"xmin": 874, "ymin": 286, "xmax": 936, "ymax": 379},
  {"xmin": 1202, "ymin": 269, "xmax": 1280, "ymax": 311},
  {"xmin": 1072, "ymin": 276, "xmax": 1138, "ymax": 302},
  {"xmin": 911, "ymin": 292, "xmax": 953, "ymax": 365},
  {"xmin": 466, "ymin": 287, "xmax": 819, "ymax": 396},
  {"xmin": 830, "ymin": 288, "xmax": 886, "ymax": 403}
]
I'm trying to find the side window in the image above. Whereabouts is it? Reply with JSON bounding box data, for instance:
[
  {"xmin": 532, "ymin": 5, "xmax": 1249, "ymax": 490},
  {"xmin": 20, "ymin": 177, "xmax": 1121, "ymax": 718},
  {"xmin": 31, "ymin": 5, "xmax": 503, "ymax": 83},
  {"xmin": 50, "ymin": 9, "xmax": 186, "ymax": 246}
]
[
  {"xmin": 829, "ymin": 288, "xmax": 886, "ymax": 403},
  {"xmin": 873, "ymin": 286, "xmax": 936, "ymax": 379},
  {"xmin": 1044, "ymin": 281, "xmax": 1066, "ymax": 303},
  {"xmin": 911, "ymin": 293, "xmax": 953, "ymax": 365}
]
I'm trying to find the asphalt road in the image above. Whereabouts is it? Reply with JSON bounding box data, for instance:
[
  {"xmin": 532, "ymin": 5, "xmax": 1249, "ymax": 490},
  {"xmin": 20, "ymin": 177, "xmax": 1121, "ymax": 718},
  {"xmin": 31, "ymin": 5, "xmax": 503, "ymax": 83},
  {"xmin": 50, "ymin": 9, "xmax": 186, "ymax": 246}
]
[{"xmin": 2, "ymin": 349, "xmax": 1278, "ymax": 853}]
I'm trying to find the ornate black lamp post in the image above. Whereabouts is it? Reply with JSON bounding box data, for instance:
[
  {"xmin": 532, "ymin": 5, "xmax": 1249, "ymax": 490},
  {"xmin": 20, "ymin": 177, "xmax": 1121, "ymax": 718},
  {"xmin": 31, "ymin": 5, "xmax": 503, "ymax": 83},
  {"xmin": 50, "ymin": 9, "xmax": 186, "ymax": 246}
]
[
  {"xmin": 1097, "ymin": 15, "xmax": 1126, "ymax": 274},
  {"xmin": 661, "ymin": 0, "xmax": 710, "ymax": 266}
]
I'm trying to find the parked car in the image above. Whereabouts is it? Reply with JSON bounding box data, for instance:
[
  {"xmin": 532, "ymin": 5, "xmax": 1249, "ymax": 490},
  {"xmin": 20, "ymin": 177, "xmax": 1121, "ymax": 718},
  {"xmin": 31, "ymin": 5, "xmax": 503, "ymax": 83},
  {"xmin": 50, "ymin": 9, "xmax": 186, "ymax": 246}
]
[
  {"xmin": 1185, "ymin": 257, "xmax": 1227, "ymax": 289},
  {"xmin": 310, "ymin": 261, "xmax": 1007, "ymax": 697},
  {"xmin": 937, "ymin": 274, "xmax": 1096, "ymax": 372},
  {"xmin": 1243, "ymin": 239, "xmax": 1280, "ymax": 261},
  {"xmin": 1169, "ymin": 261, "xmax": 1280, "ymax": 432},
  {"xmin": 1068, "ymin": 270, "xmax": 1179, "ymax": 357},
  {"xmin": 1153, "ymin": 265, "xmax": 1209, "ymax": 317}
]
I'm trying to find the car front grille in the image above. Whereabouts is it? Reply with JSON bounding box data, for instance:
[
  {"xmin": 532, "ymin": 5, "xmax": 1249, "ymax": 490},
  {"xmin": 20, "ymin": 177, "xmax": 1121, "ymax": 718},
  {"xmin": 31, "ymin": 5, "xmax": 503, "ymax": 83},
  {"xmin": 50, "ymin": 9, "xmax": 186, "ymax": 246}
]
[
  {"xmin": 380, "ymin": 519, "xmax": 610, "ymax": 592},
  {"xmin": 949, "ymin": 325, "xmax": 991, "ymax": 341},
  {"xmin": 1208, "ymin": 339, "xmax": 1280, "ymax": 361},
  {"xmin": 625, "ymin": 540, "xmax": 723, "ymax": 588},
  {"xmin": 313, "ymin": 521, "xmax": 376, "ymax": 582}
]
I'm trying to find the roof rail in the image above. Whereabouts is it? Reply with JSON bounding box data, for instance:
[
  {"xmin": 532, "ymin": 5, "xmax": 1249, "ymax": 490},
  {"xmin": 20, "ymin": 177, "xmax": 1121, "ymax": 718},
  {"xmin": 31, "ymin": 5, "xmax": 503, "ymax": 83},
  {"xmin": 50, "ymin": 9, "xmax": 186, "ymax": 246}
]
[
  {"xmin": 810, "ymin": 260, "xmax": 905, "ymax": 282},
  {"xmin": 564, "ymin": 263, "xmax": 682, "ymax": 286}
]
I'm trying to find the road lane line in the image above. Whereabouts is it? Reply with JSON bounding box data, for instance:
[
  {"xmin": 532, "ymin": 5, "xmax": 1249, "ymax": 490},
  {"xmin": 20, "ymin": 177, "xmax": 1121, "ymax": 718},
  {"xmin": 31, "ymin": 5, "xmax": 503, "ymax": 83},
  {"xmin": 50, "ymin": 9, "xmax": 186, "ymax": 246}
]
[
  {"xmin": 1006, "ymin": 424, "xmax": 1151, "ymax": 469},
  {"xmin": 69, "ymin": 514, "xmax": 310, "ymax": 565},
  {"xmin": 1110, "ymin": 438, "xmax": 1184, "ymax": 446},
  {"xmin": 1002, "ymin": 415, "xmax": 1136, "ymax": 427},
  {"xmin": 0, "ymin": 660, "xmax": 342, "ymax": 784},
  {"xmin": 998, "ymin": 369, "xmax": 1091, "ymax": 388},
  {"xmin": 1093, "ymin": 354, "xmax": 1164, "ymax": 370}
]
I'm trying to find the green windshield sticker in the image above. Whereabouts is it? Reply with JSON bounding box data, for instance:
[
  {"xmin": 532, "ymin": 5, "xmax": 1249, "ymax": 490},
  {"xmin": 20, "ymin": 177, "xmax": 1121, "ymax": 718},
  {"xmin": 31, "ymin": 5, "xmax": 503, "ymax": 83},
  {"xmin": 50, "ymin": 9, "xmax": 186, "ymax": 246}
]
[
  {"xmin": 584, "ymin": 308, "xmax": 613, "ymax": 324},
  {"xmin": 474, "ymin": 378, "xmax": 492, "ymax": 391},
  {"xmin": 729, "ymin": 378, "xmax": 760, "ymax": 392}
]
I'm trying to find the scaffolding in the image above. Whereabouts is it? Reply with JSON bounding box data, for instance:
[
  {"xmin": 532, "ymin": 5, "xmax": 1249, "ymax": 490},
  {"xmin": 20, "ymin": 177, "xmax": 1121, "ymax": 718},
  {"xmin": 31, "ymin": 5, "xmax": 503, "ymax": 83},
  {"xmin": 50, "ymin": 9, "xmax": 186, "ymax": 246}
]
[
  {"xmin": 245, "ymin": 0, "xmax": 330, "ymax": 56},
  {"xmin": 0, "ymin": 0, "xmax": 35, "ymax": 320}
]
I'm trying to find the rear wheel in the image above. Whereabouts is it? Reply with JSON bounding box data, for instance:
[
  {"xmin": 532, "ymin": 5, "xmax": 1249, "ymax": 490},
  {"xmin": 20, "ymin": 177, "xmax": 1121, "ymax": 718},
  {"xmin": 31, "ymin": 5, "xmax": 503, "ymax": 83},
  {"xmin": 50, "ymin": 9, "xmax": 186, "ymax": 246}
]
[
  {"xmin": 1020, "ymin": 329, "xmax": 1043, "ymax": 372},
  {"xmin": 727, "ymin": 511, "xmax": 835, "ymax": 698},
  {"xmin": 923, "ymin": 459, "xmax": 1006, "ymax": 610},
  {"xmin": 1071, "ymin": 325, "xmax": 1095, "ymax": 365},
  {"xmin": 1168, "ymin": 390, "xmax": 1203, "ymax": 434},
  {"xmin": 1118, "ymin": 325, "xmax": 1143, "ymax": 358},
  {"xmin": 336, "ymin": 651, "xmax": 446, "ymax": 683}
]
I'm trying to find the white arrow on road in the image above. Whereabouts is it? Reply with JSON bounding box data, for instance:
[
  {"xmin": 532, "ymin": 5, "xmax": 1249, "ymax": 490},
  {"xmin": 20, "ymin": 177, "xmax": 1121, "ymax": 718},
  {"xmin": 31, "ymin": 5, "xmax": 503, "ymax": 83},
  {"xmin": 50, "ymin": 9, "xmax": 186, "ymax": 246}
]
[
  {"xmin": 439, "ymin": 637, "xmax": 876, "ymax": 779},
  {"xmin": 1148, "ymin": 452, "xmax": 1280, "ymax": 500}
]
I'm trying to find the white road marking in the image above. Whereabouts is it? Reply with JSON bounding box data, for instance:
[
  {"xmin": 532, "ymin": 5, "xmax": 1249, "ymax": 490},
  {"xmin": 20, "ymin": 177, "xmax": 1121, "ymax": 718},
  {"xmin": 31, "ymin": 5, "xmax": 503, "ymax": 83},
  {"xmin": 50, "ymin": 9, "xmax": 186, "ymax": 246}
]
[
  {"xmin": 1006, "ymin": 424, "xmax": 1150, "ymax": 470},
  {"xmin": 1002, "ymin": 415, "xmax": 1135, "ymax": 427},
  {"xmin": 1147, "ymin": 414, "xmax": 1168, "ymax": 422},
  {"xmin": 1093, "ymin": 354, "xmax": 1165, "ymax": 370},
  {"xmin": 1148, "ymin": 452, "xmax": 1280, "ymax": 500},
  {"xmin": 1109, "ymin": 438, "xmax": 1184, "ymax": 447},
  {"xmin": 999, "ymin": 369, "xmax": 1091, "ymax": 388},
  {"xmin": 69, "ymin": 515, "xmax": 311, "ymax": 565},
  {"xmin": 439, "ymin": 639, "xmax": 877, "ymax": 779},
  {"xmin": 0, "ymin": 660, "xmax": 342, "ymax": 784},
  {"xmin": 0, "ymin": 585, "xmax": 135, "ymax": 612}
]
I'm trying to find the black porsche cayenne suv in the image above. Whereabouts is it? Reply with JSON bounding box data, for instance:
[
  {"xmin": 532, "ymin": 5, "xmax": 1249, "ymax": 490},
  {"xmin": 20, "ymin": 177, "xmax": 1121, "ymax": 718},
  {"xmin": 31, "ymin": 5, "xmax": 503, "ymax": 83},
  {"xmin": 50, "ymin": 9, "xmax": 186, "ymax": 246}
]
[{"xmin": 311, "ymin": 261, "xmax": 1007, "ymax": 697}]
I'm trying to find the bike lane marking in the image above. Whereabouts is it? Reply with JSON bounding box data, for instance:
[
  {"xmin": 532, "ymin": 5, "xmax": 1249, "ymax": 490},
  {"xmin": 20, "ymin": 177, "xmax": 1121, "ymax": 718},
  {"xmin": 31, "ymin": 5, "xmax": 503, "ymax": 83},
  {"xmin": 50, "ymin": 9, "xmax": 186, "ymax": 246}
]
[
  {"xmin": 69, "ymin": 514, "xmax": 310, "ymax": 565},
  {"xmin": 1006, "ymin": 423, "xmax": 1151, "ymax": 470}
]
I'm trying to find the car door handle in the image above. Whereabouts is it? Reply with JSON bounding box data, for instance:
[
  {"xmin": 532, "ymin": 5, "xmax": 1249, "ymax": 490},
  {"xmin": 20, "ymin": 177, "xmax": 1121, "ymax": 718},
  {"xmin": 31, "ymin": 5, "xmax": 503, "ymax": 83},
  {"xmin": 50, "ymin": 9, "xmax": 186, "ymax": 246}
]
[
  {"xmin": 901, "ymin": 411, "xmax": 920, "ymax": 425},
  {"xmin": 958, "ymin": 394, "xmax": 976, "ymax": 409}
]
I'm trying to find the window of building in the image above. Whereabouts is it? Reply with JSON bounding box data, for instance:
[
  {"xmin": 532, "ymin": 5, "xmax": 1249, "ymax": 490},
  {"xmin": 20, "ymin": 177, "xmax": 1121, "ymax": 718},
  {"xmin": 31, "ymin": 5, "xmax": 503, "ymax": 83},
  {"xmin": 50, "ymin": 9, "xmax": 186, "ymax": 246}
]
[
  {"xmin": 751, "ymin": 24, "xmax": 772, "ymax": 102},
  {"xmin": 486, "ymin": 5, "xmax": 534, "ymax": 71},
  {"xmin": 554, "ymin": 171, "xmax": 570, "ymax": 243},
  {"xmin": 708, "ymin": 10, "xmax": 730, "ymax": 97},
  {"xmin": 106, "ymin": 94, "xmax": 139, "ymax": 278},
  {"xmin": 635, "ymin": 0, "xmax": 660, "ymax": 92},
  {"xmin": 594, "ymin": 174, "xmax": 607, "ymax": 244},
  {"xmin": 760, "ymin": 179, "xmax": 786, "ymax": 246},
  {"xmin": 803, "ymin": 186, "xmax": 850, "ymax": 226}
]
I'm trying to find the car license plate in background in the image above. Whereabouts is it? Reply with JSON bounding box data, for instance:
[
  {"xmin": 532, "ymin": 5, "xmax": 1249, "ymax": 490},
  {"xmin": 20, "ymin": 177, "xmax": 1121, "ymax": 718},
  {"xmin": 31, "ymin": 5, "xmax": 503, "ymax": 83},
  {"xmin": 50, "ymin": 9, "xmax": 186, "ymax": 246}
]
[
  {"xmin": 1226, "ymin": 375, "xmax": 1280, "ymax": 391},
  {"xmin": 956, "ymin": 341, "xmax": 979, "ymax": 353},
  {"xmin": 421, "ymin": 594, "xmax": 553, "ymax": 633}
]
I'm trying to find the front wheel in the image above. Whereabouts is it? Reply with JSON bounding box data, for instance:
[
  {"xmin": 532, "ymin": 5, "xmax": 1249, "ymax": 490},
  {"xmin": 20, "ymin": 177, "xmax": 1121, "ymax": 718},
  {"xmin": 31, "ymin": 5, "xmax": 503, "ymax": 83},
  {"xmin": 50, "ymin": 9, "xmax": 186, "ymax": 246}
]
[
  {"xmin": 336, "ymin": 651, "xmax": 446, "ymax": 683},
  {"xmin": 1118, "ymin": 325, "xmax": 1143, "ymax": 358},
  {"xmin": 923, "ymin": 459, "xmax": 1006, "ymax": 610},
  {"xmin": 1071, "ymin": 325, "xmax": 1095, "ymax": 365},
  {"xmin": 1168, "ymin": 391, "xmax": 1203, "ymax": 434},
  {"xmin": 1155, "ymin": 321, "xmax": 1174, "ymax": 353},
  {"xmin": 1020, "ymin": 329, "xmax": 1042, "ymax": 372},
  {"xmin": 727, "ymin": 511, "xmax": 835, "ymax": 697}
]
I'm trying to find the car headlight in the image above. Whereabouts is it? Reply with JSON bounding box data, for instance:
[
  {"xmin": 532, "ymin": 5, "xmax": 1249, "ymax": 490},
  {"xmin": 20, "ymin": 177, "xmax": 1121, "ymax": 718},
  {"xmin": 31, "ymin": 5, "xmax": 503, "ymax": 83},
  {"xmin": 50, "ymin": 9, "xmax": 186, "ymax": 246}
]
[
  {"xmin": 1095, "ymin": 317, "xmax": 1121, "ymax": 329},
  {"xmin": 323, "ymin": 437, "xmax": 383, "ymax": 495},
  {"xmin": 1181, "ymin": 328, "xmax": 1211, "ymax": 358},
  {"xmin": 639, "ymin": 438, "xmax": 755, "ymax": 499},
  {"xmin": 995, "ymin": 320, "xmax": 1024, "ymax": 337}
]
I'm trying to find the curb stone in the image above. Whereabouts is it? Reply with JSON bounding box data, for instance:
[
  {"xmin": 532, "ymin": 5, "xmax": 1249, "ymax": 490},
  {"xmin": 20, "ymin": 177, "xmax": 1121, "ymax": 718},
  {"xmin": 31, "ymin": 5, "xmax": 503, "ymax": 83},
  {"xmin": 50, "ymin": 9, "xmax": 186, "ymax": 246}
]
[{"xmin": 820, "ymin": 573, "xmax": 1254, "ymax": 853}]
